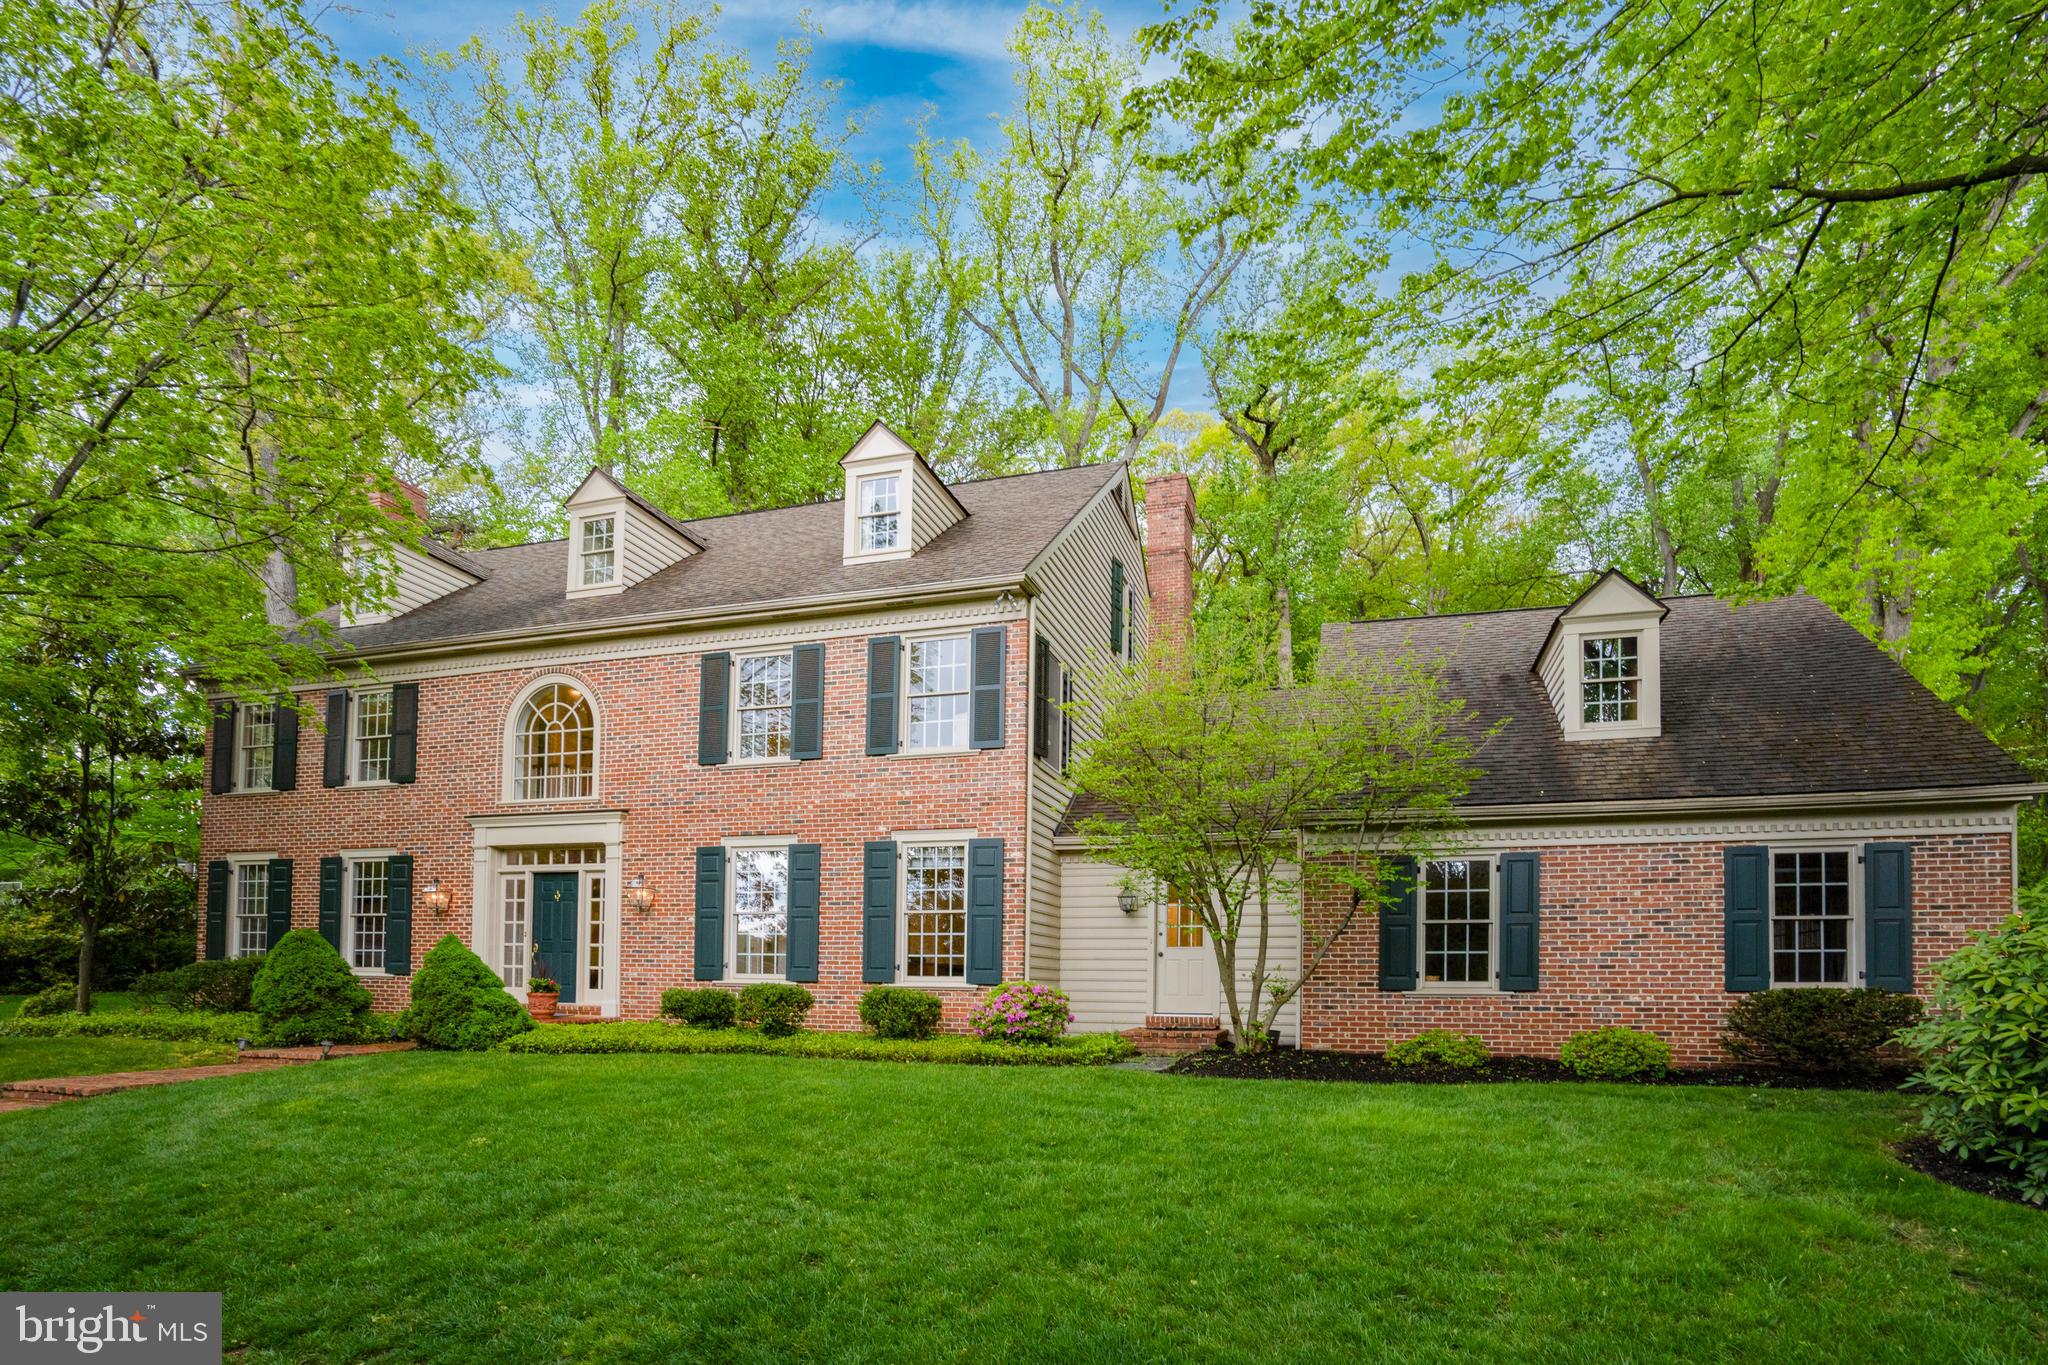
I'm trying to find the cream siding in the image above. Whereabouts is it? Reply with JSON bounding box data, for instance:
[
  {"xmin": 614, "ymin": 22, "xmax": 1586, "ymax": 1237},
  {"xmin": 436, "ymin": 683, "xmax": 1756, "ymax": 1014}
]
[
  {"xmin": 1540, "ymin": 643, "xmax": 1570, "ymax": 728},
  {"xmin": 1056, "ymin": 853, "xmax": 1151, "ymax": 1030},
  {"xmin": 1023, "ymin": 476, "xmax": 1146, "ymax": 983},
  {"xmin": 909, "ymin": 462, "xmax": 966, "ymax": 550},
  {"xmin": 349, "ymin": 544, "xmax": 478, "ymax": 626},
  {"xmin": 619, "ymin": 503, "xmax": 694, "ymax": 587}
]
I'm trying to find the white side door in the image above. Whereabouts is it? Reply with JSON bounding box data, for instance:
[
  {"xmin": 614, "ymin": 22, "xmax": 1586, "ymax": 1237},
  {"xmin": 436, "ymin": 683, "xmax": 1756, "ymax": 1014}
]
[{"xmin": 1154, "ymin": 887, "xmax": 1221, "ymax": 1016}]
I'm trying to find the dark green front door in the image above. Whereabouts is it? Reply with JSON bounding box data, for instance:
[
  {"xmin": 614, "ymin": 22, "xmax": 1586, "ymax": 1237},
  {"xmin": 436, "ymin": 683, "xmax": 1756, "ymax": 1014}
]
[{"xmin": 533, "ymin": 872, "xmax": 579, "ymax": 1004}]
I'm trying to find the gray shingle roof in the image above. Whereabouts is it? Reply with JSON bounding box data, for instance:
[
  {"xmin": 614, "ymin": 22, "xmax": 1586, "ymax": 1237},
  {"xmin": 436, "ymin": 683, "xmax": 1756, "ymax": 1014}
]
[
  {"xmin": 1057, "ymin": 592, "xmax": 2029, "ymax": 832},
  {"xmin": 331, "ymin": 462, "xmax": 1120, "ymax": 655}
]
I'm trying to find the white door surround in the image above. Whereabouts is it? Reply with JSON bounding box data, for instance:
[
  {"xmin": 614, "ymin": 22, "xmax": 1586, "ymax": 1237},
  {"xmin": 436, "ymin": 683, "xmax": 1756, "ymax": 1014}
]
[{"xmin": 467, "ymin": 809, "xmax": 624, "ymax": 1015}]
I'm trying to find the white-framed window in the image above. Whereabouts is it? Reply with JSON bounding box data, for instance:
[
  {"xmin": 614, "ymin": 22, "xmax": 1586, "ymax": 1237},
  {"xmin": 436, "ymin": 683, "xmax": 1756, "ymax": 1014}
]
[
  {"xmin": 353, "ymin": 688, "xmax": 393, "ymax": 783},
  {"xmin": 511, "ymin": 681, "xmax": 596, "ymax": 801},
  {"xmin": 1059, "ymin": 672, "xmax": 1076, "ymax": 777},
  {"xmin": 1772, "ymin": 850, "xmax": 1853, "ymax": 985},
  {"xmin": 587, "ymin": 871, "xmax": 607, "ymax": 993},
  {"xmin": 906, "ymin": 634, "xmax": 970, "ymax": 751},
  {"xmin": 902, "ymin": 841, "xmax": 968, "ymax": 982},
  {"xmin": 1422, "ymin": 858, "xmax": 1494, "ymax": 987},
  {"xmin": 231, "ymin": 861, "xmax": 270, "ymax": 958},
  {"xmin": 858, "ymin": 475, "xmax": 901, "ymax": 551},
  {"xmin": 500, "ymin": 874, "xmax": 528, "ymax": 989},
  {"xmin": 729, "ymin": 845, "xmax": 790, "ymax": 979},
  {"xmin": 1126, "ymin": 586, "xmax": 1139, "ymax": 660},
  {"xmin": 346, "ymin": 856, "xmax": 390, "ymax": 973},
  {"xmin": 734, "ymin": 652, "xmax": 793, "ymax": 762},
  {"xmin": 579, "ymin": 515, "xmax": 616, "ymax": 587},
  {"xmin": 239, "ymin": 703, "xmax": 276, "ymax": 791},
  {"xmin": 1580, "ymin": 635, "xmax": 1640, "ymax": 724}
]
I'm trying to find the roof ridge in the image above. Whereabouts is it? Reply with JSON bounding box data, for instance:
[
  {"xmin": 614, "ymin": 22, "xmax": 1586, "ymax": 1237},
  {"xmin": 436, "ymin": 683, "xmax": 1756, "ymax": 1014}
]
[{"xmin": 1326, "ymin": 591, "xmax": 1728, "ymax": 633}]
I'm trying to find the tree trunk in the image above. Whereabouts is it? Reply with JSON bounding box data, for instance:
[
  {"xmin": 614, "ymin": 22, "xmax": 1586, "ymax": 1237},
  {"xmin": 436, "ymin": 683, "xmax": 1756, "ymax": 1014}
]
[
  {"xmin": 74, "ymin": 912, "xmax": 95, "ymax": 1015},
  {"xmin": 1275, "ymin": 580, "xmax": 1295, "ymax": 684}
]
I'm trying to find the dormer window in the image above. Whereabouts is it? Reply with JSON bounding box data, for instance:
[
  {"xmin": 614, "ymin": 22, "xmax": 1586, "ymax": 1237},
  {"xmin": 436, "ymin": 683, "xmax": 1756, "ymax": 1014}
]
[
  {"xmin": 859, "ymin": 475, "xmax": 901, "ymax": 552},
  {"xmin": 579, "ymin": 515, "xmax": 616, "ymax": 587},
  {"xmin": 1580, "ymin": 635, "xmax": 1640, "ymax": 725}
]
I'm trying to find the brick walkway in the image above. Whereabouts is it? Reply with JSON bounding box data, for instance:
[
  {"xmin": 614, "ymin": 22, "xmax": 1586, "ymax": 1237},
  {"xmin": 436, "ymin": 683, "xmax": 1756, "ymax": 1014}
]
[{"xmin": 0, "ymin": 1042, "xmax": 415, "ymax": 1113}]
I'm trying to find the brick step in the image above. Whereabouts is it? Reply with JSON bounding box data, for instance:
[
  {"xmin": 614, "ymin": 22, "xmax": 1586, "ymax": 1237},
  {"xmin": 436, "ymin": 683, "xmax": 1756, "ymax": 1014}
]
[
  {"xmin": 543, "ymin": 1008, "xmax": 616, "ymax": 1025},
  {"xmin": 238, "ymin": 1042, "xmax": 417, "ymax": 1062},
  {"xmin": 1120, "ymin": 1016, "xmax": 1224, "ymax": 1056}
]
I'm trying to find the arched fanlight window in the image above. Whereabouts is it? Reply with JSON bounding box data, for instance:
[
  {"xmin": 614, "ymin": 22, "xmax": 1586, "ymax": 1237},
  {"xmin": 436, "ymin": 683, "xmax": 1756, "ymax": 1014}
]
[{"xmin": 512, "ymin": 683, "xmax": 595, "ymax": 800}]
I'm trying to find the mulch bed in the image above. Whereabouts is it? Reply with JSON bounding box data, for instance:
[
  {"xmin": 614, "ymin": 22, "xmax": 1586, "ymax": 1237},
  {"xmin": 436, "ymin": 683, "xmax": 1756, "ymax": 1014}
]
[
  {"xmin": 1169, "ymin": 1047, "xmax": 1910, "ymax": 1091},
  {"xmin": 1893, "ymin": 1136, "xmax": 2043, "ymax": 1209}
]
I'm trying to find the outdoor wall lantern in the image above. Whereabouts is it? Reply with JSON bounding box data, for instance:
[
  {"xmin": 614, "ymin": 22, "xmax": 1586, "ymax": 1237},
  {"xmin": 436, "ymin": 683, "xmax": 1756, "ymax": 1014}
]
[
  {"xmin": 626, "ymin": 873, "xmax": 656, "ymax": 914},
  {"xmin": 1116, "ymin": 886, "xmax": 1139, "ymax": 915},
  {"xmin": 418, "ymin": 875, "xmax": 451, "ymax": 914}
]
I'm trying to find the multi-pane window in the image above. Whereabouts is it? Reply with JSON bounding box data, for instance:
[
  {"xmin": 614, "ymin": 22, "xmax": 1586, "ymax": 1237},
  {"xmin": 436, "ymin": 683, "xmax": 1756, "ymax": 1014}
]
[
  {"xmin": 348, "ymin": 858, "xmax": 389, "ymax": 972},
  {"xmin": 1773, "ymin": 851, "xmax": 1851, "ymax": 984},
  {"xmin": 513, "ymin": 683, "xmax": 595, "ymax": 800},
  {"xmin": 500, "ymin": 875, "xmax": 528, "ymax": 988},
  {"xmin": 904, "ymin": 843, "xmax": 967, "ymax": 981},
  {"xmin": 1165, "ymin": 887, "xmax": 1204, "ymax": 948},
  {"xmin": 239, "ymin": 703, "xmax": 276, "ymax": 791},
  {"xmin": 354, "ymin": 689, "xmax": 393, "ymax": 783},
  {"xmin": 1422, "ymin": 859, "xmax": 1492, "ymax": 985},
  {"xmin": 587, "ymin": 872, "xmax": 606, "ymax": 992},
  {"xmin": 579, "ymin": 515, "xmax": 616, "ymax": 587},
  {"xmin": 1059, "ymin": 673, "xmax": 1076, "ymax": 777},
  {"xmin": 731, "ymin": 848, "xmax": 790, "ymax": 978},
  {"xmin": 859, "ymin": 475, "xmax": 901, "ymax": 551},
  {"xmin": 907, "ymin": 636, "xmax": 970, "ymax": 750},
  {"xmin": 1580, "ymin": 635, "xmax": 1640, "ymax": 724},
  {"xmin": 736, "ymin": 654, "xmax": 793, "ymax": 760},
  {"xmin": 233, "ymin": 864, "xmax": 269, "ymax": 958}
]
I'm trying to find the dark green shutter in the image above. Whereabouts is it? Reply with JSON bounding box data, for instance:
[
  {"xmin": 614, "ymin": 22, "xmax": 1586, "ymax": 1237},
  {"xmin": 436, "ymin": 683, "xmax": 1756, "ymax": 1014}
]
[
  {"xmin": 318, "ymin": 856, "xmax": 343, "ymax": 948},
  {"xmin": 210, "ymin": 702, "xmax": 236, "ymax": 794},
  {"xmin": 385, "ymin": 854, "xmax": 413, "ymax": 976},
  {"xmin": 1377, "ymin": 857, "xmax": 1417, "ymax": 991},
  {"xmin": 1864, "ymin": 842, "xmax": 1914, "ymax": 991},
  {"xmin": 866, "ymin": 637, "xmax": 900, "ymax": 755},
  {"xmin": 1109, "ymin": 559, "xmax": 1125, "ymax": 655},
  {"xmin": 694, "ymin": 846, "xmax": 725, "ymax": 980},
  {"xmin": 862, "ymin": 840, "xmax": 897, "ymax": 982},
  {"xmin": 390, "ymin": 683, "xmax": 419, "ymax": 784},
  {"xmin": 699, "ymin": 654, "xmax": 729, "ymax": 766},
  {"xmin": 1723, "ymin": 846, "xmax": 1770, "ymax": 992},
  {"xmin": 966, "ymin": 838, "xmax": 1005, "ymax": 985},
  {"xmin": 204, "ymin": 860, "xmax": 230, "ymax": 960},
  {"xmin": 1033, "ymin": 636, "xmax": 1052, "ymax": 760},
  {"xmin": 969, "ymin": 626, "xmax": 1005, "ymax": 749},
  {"xmin": 791, "ymin": 644, "xmax": 825, "ymax": 761},
  {"xmin": 272, "ymin": 701, "xmax": 299, "ymax": 792},
  {"xmin": 322, "ymin": 691, "xmax": 349, "ymax": 787},
  {"xmin": 787, "ymin": 843, "xmax": 821, "ymax": 982},
  {"xmin": 1498, "ymin": 851, "xmax": 1539, "ymax": 991},
  {"xmin": 265, "ymin": 859, "xmax": 293, "ymax": 948}
]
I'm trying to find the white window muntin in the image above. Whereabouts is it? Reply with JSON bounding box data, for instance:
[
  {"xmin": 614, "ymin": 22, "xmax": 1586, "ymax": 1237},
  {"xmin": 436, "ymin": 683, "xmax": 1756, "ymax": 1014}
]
[
  {"xmin": 726, "ymin": 841, "xmax": 791, "ymax": 980},
  {"xmin": 904, "ymin": 633, "xmax": 971, "ymax": 752},
  {"xmin": 352, "ymin": 688, "xmax": 393, "ymax": 784},
  {"xmin": 239, "ymin": 703, "xmax": 276, "ymax": 791},
  {"xmin": 900, "ymin": 839, "xmax": 968, "ymax": 983},
  {"xmin": 1580, "ymin": 634, "xmax": 1640, "ymax": 725},
  {"xmin": 1418, "ymin": 856, "xmax": 1497, "ymax": 990},
  {"xmin": 500, "ymin": 873, "xmax": 529, "ymax": 989},
  {"xmin": 509, "ymin": 679, "xmax": 597, "ymax": 802},
  {"xmin": 344, "ymin": 854, "xmax": 392, "ymax": 974},
  {"xmin": 229, "ymin": 859, "xmax": 273, "ymax": 958},
  {"xmin": 733, "ymin": 652, "xmax": 794, "ymax": 763},
  {"xmin": 858, "ymin": 475, "xmax": 901, "ymax": 552},
  {"xmin": 579, "ymin": 515, "xmax": 617, "ymax": 587},
  {"xmin": 1771, "ymin": 848, "xmax": 1858, "ymax": 987}
]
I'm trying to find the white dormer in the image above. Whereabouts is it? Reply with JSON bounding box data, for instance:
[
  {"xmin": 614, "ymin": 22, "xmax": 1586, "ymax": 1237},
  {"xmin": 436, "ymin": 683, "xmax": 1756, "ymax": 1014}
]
[
  {"xmin": 345, "ymin": 538, "xmax": 487, "ymax": 627},
  {"xmin": 840, "ymin": 421, "xmax": 967, "ymax": 564},
  {"xmin": 563, "ymin": 468, "xmax": 703, "ymax": 598},
  {"xmin": 1533, "ymin": 568, "xmax": 1668, "ymax": 741}
]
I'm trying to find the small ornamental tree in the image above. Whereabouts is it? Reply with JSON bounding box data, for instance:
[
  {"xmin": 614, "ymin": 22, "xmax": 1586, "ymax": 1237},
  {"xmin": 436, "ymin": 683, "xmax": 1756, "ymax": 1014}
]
[
  {"xmin": 250, "ymin": 929, "xmax": 374, "ymax": 1045},
  {"xmin": 1069, "ymin": 614, "xmax": 1485, "ymax": 1049},
  {"xmin": 400, "ymin": 935, "xmax": 533, "ymax": 1050}
]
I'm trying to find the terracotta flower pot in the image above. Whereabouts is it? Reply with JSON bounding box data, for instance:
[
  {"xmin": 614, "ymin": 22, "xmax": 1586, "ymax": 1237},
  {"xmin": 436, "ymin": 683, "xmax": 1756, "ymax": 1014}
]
[{"xmin": 527, "ymin": 991, "xmax": 559, "ymax": 1021}]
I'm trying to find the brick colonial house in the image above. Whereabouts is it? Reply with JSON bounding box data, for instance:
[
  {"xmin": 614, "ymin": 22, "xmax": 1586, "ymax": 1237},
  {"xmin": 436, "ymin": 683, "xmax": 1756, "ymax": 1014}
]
[{"xmin": 199, "ymin": 424, "xmax": 2036, "ymax": 1061}]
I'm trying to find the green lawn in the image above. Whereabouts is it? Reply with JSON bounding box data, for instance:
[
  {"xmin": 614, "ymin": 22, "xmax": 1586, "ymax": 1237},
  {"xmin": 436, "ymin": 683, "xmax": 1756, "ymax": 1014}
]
[
  {"xmin": 0, "ymin": 990, "xmax": 137, "ymax": 1020},
  {"xmin": 2, "ymin": 1054, "xmax": 2043, "ymax": 1362},
  {"xmin": 0, "ymin": 1034, "xmax": 235, "ymax": 1084}
]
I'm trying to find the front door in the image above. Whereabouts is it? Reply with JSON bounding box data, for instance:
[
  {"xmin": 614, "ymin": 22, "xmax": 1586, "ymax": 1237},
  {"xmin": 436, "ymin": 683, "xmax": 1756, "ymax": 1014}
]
[
  {"xmin": 1155, "ymin": 886, "xmax": 1219, "ymax": 1016},
  {"xmin": 533, "ymin": 872, "xmax": 580, "ymax": 1004}
]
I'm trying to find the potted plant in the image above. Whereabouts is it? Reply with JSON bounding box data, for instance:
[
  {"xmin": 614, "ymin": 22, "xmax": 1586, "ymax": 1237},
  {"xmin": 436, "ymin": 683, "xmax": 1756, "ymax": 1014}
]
[{"xmin": 526, "ymin": 974, "xmax": 561, "ymax": 1021}]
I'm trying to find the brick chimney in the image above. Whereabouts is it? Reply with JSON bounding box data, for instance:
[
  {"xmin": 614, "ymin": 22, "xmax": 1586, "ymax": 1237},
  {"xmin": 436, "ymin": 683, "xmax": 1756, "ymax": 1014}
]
[
  {"xmin": 369, "ymin": 478, "xmax": 430, "ymax": 524},
  {"xmin": 1142, "ymin": 473, "xmax": 1195, "ymax": 650}
]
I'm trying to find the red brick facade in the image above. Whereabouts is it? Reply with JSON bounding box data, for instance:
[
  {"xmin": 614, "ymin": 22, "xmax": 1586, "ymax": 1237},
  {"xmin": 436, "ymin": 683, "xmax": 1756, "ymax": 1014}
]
[
  {"xmin": 1300, "ymin": 831, "xmax": 2016, "ymax": 1066},
  {"xmin": 201, "ymin": 616, "xmax": 1033, "ymax": 1030}
]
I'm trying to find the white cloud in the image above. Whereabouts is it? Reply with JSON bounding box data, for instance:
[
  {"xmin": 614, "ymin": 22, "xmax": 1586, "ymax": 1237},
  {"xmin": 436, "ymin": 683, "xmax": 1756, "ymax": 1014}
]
[{"xmin": 721, "ymin": 0, "xmax": 1019, "ymax": 64}]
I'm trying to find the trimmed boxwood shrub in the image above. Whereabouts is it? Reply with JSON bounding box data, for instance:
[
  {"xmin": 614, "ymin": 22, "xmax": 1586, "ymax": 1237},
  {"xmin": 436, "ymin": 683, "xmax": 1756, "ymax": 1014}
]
[
  {"xmin": 499, "ymin": 1021, "xmax": 1138, "ymax": 1066},
  {"xmin": 19, "ymin": 983, "xmax": 74, "ymax": 1017},
  {"xmin": 251, "ymin": 929, "xmax": 374, "ymax": 1046},
  {"xmin": 1385, "ymin": 1029, "xmax": 1490, "ymax": 1069},
  {"xmin": 967, "ymin": 981, "xmax": 1073, "ymax": 1043},
  {"xmin": 1721, "ymin": 987, "xmax": 1923, "ymax": 1076},
  {"xmin": 1559, "ymin": 1026, "xmax": 1672, "ymax": 1079},
  {"xmin": 1900, "ymin": 912, "xmax": 2048, "ymax": 1205},
  {"xmin": 661, "ymin": 987, "xmax": 738, "ymax": 1029},
  {"xmin": 859, "ymin": 986, "xmax": 942, "ymax": 1040},
  {"xmin": 736, "ymin": 982, "xmax": 813, "ymax": 1037},
  {"xmin": 131, "ymin": 957, "xmax": 263, "ymax": 1013},
  {"xmin": 400, "ymin": 935, "xmax": 534, "ymax": 1051}
]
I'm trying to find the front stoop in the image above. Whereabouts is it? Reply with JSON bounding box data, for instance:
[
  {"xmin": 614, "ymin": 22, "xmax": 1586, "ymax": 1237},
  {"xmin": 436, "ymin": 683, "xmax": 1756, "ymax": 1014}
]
[
  {"xmin": 1120, "ymin": 1015, "xmax": 1224, "ymax": 1056},
  {"xmin": 547, "ymin": 1005, "xmax": 616, "ymax": 1025}
]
